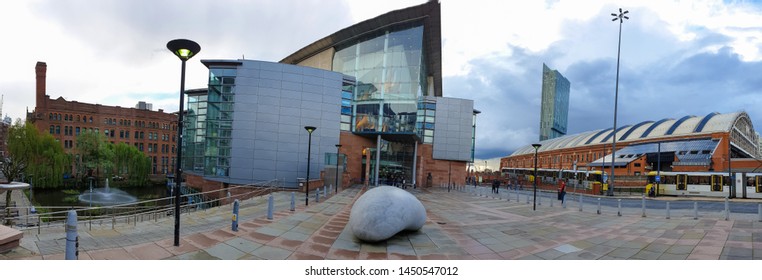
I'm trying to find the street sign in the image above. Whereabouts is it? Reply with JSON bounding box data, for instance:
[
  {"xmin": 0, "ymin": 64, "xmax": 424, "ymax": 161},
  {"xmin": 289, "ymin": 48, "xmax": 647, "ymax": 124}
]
[{"xmin": 655, "ymin": 175, "xmax": 660, "ymax": 183}]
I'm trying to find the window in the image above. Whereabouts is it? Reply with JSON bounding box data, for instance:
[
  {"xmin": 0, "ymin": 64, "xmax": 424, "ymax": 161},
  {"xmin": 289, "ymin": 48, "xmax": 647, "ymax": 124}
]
[
  {"xmin": 55, "ymin": 125, "xmax": 61, "ymax": 134},
  {"xmin": 49, "ymin": 125, "xmax": 54, "ymax": 134}
]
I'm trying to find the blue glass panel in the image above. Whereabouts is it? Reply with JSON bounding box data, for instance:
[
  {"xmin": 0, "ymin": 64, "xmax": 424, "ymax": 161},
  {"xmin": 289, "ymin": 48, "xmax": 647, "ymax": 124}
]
[
  {"xmin": 341, "ymin": 107, "xmax": 352, "ymax": 115},
  {"xmin": 341, "ymin": 91, "xmax": 352, "ymax": 100},
  {"xmin": 341, "ymin": 99, "xmax": 351, "ymax": 107}
]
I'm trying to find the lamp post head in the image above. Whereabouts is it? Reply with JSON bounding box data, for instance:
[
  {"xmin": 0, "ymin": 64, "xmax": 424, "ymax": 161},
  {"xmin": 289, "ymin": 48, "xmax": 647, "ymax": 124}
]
[
  {"xmin": 532, "ymin": 143, "xmax": 542, "ymax": 150},
  {"xmin": 611, "ymin": 8, "xmax": 629, "ymax": 23},
  {"xmin": 335, "ymin": 144, "xmax": 342, "ymax": 148},
  {"xmin": 304, "ymin": 126, "xmax": 316, "ymax": 134},
  {"xmin": 167, "ymin": 39, "xmax": 201, "ymax": 61}
]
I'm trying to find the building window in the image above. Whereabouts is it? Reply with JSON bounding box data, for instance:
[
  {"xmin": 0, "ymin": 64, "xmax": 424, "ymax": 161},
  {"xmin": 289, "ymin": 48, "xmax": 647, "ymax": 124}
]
[
  {"xmin": 55, "ymin": 125, "xmax": 61, "ymax": 134},
  {"xmin": 49, "ymin": 125, "xmax": 54, "ymax": 134}
]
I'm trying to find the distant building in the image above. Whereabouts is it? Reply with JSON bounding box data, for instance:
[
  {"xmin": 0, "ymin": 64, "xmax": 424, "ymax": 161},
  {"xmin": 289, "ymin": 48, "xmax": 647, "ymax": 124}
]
[
  {"xmin": 539, "ymin": 63, "xmax": 570, "ymax": 141},
  {"xmin": 28, "ymin": 62, "xmax": 178, "ymax": 176}
]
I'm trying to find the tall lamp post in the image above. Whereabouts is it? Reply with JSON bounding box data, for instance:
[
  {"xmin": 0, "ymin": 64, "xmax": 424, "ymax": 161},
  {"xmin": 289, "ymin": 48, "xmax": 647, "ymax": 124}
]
[
  {"xmin": 532, "ymin": 143, "xmax": 541, "ymax": 211},
  {"xmin": 167, "ymin": 38, "xmax": 200, "ymax": 247},
  {"xmin": 608, "ymin": 8, "xmax": 629, "ymax": 196},
  {"xmin": 335, "ymin": 144, "xmax": 342, "ymax": 194},
  {"xmin": 304, "ymin": 126, "xmax": 316, "ymax": 206}
]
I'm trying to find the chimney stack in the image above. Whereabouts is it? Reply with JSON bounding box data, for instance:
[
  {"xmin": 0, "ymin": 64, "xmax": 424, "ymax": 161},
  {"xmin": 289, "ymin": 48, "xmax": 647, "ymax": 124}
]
[{"xmin": 35, "ymin": 61, "xmax": 47, "ymax": 109}]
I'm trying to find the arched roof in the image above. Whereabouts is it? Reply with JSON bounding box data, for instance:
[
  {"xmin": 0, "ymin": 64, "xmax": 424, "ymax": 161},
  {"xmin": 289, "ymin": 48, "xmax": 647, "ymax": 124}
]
[{"xmin": 509, "ymin": 112, "xmax": 752, "ymax": 156}]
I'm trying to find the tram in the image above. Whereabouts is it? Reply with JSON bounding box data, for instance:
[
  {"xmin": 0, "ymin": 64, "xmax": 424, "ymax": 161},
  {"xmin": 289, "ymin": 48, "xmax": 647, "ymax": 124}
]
[
  {"xmin": 502, "ymin": 168, "xmax": 608, "ymax": 192},
  {"xmin": 646, "ymin": 171, "xmax": 762, "ymax": 199}
]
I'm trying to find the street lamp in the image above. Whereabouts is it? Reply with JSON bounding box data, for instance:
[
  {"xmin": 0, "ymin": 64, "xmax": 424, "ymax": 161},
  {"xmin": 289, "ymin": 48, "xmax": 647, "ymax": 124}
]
[
  {"xmin": 167, "ymin": 38, "xmax": 200, "ymax": 247},
  {"xmin": 608, "ymin": 8, "xmax": 629, "ymax": 196},
  {"xmin": 335, "ymin": 144, "xmax": 342, "ymax": 194},
  {"xmin": 304, "ymin": 126, "xmax": 316, "ymax": 206},
  {"xmin": 532, "ymin": 143, "xmax": 541, "ymax": 211}
]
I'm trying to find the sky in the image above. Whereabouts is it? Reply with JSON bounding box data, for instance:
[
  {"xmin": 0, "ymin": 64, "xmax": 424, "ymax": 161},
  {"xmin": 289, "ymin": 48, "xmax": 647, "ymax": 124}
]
[{"xmin": 1, "ymin": 0, "xmax": 762, "ymax": 170}]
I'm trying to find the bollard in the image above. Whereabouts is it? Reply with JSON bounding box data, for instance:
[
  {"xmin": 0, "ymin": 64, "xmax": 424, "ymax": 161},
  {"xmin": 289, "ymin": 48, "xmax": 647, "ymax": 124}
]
[
  {"xmin": 724, "ymin": 197, "xmax": 729, "ymax": 221},
  {"xmin": 65, "ymin": 210, "xmax": 78, "ymax": 260},
  {"xmin": 578, "ymin": 194, "xmax": 583, "ymax": 212},
  {"xmin": 227, "ymin": 191, "xmax": 231, "ymax": 205},
  {"xmin": 550, "ymin": 195, "xmax": 554, "ymax": 207},
  {"xmin": 516, "ymin": 189, "xmax": 519, "ymax": 202},
  {"xmin": 538, "ymin": 194, "xmax": 542, "ymax": 206},
  {"xmin": 666, "ymin": 201, "xmax": 670, "ymax": 219},
  {"xmin": 290, "ymin": 192, "xmax": 296, "ymax": 211},
  {"xmin": 324, "ymin": 186, "xmax": 328, "ymax": 197},
  {"xmin": 316, "ymin": 188, "xmax": 320, "ymax": 203},
  {"xmin": 641, "ymin": 194, "xmax": 646, "ymax": 218},
  {"xmin": 231, "ymin": 199, "xmax": 240, "ymax": 232},
  {"xmin": 596, "ymin": 198, "xmax": 601, "ymax": 215},
  {"xmin": 267, "ymin": 194, "xmax": 274, "ymax": 220},
  {"xmin": 617, "ymin": 199, "xmax": 622, "ymax": 216},
  {"xmin": 694, "ymin": 202, "xmax": 698, "ymax": 220},
  {"xmin": 526, "ymin": 194, "xmax": 530, "ymax": 204},
  {"xmin": 758, "ymin": 204, "xmax": 762, "ymax": 222},
  {"xmin": 562, "ymin": 196, "xmax": 567, "ymax": 209}
]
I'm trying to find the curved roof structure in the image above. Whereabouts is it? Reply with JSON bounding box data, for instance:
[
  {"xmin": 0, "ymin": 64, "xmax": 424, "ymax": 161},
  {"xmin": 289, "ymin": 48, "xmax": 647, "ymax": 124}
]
[
  {"xmin": 511, "ymin": 112, "xmax": 756, "ymax": 156},
  {"xmin": 279, "ymin": 1, "xmax": 442, "ymax": 97}
]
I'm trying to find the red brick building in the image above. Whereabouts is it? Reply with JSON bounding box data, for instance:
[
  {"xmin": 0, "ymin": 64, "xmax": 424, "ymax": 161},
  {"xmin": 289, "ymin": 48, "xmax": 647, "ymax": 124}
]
[{"xmin": 28, "ymin": 62, "xmax": 177, "ymax": 176}]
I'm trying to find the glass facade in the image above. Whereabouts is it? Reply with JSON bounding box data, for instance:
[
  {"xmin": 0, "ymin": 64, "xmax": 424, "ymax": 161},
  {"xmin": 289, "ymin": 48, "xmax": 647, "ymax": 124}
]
[
  {"xmin": 184, "ymin": 67, "xmax": 236, "ymax": 177},
  {"xmin": 416, "ymin": 98, "xmax": 436, "ymax": 144},
  {"xmin": 332, "ymin": 22, "xmax": 427, "ymax": 185},
  {"xmin": 540, "ymin": 63, "xmax": 570, "ymax": 141},
  {"xmin": 333, "ymin": 23, "xmax": 426, "ymax": 134}
]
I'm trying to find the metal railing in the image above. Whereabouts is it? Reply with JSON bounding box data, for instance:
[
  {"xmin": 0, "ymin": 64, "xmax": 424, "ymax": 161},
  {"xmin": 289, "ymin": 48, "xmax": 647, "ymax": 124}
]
[{"xmin": 2, "ymin": 179, "xmax": 286, "ymax": 234}]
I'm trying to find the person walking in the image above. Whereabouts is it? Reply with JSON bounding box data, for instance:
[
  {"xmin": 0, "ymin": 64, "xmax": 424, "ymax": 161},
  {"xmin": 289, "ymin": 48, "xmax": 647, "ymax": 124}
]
[{"xmin": 558, "ymin": 179, "xmax": 567, "ymax": 202}]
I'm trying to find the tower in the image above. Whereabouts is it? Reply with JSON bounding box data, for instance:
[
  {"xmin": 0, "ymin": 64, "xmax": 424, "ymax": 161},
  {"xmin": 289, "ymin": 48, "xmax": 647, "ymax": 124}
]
[
  {"xmin": 539, "ymin": 63, "xmax": 570, "ymax": 141},
  {"xmin": 35, "ymin": 61, "xmax": 47, "ymax": 110}
]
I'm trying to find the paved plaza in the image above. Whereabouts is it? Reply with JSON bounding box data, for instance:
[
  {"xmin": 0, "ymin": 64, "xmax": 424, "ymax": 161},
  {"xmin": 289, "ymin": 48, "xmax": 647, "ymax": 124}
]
[{"xmin": 2, "ymin": 184, "xmax": 762, "ymax": 260}]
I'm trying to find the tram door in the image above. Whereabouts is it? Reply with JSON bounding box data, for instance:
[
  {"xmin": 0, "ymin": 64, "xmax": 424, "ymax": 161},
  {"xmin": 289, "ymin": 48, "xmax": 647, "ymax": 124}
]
[
  {"xmin": 757, "ymin": 176, "xmax": 762, "ymax": 194},
  {"xmin": 676, "ymin": 174, "xmax": 687, "ymax": 191},
  {"xmin": 710, "ymin": 175, "xmax": 723, "ymax": 192}
]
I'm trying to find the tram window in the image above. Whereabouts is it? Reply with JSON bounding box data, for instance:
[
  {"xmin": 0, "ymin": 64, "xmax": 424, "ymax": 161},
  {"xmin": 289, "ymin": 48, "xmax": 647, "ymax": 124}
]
[
  {"xmin": 757, "ymin": 176, "xmax": 762, "ymax": 193},
  {"xmin": 747, "ymin": 177, "xmax": 756, "ymax": 187},
  {"xmin": 663, "ymin": 176, "xmax": 676, "ymax": 184}
]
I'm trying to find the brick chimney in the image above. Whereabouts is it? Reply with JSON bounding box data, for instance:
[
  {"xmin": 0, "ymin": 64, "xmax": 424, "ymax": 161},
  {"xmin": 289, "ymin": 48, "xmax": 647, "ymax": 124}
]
[{"xmin": 35, "ymin": 61, "xmax": 47, "ymax": 109}]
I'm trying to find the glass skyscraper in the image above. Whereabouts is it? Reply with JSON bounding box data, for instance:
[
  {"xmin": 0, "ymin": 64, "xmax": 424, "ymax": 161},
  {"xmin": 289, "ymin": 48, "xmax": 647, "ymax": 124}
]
[{"xmin": 540, "ymin": 63, "xmax": 571, "ymax": 141}]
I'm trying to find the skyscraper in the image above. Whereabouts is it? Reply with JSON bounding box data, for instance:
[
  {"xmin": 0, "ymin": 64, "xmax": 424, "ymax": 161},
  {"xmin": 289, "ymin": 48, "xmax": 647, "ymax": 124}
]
[{"xmin": 539, "ymin": 63, "xmax": 570, "ymax": 141}]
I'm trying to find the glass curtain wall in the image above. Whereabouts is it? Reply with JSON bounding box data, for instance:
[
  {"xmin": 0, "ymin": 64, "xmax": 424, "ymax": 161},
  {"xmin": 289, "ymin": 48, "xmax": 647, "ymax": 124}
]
[
  {"xmin": 332, "ymin": 22, "xmax": 426, "ymax": 185},
  {"xmin": 184, "ymin": 67, "xmax": 236, "ymax": 177}
]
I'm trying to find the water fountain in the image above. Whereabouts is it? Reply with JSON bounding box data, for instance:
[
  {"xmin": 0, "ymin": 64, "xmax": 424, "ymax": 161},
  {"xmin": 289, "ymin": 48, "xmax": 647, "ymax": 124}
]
[{"xmin": 78, "ymin": 178, "xmax": 138, "ymax": 206}]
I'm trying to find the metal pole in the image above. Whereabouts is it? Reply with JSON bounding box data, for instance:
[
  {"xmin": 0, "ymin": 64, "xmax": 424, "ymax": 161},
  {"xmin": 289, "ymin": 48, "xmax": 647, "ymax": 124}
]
[
  {"xmin": 173, "ymin": 59, "xmax": 187, "ymax": 247},
  {"xmin": 758, "ymin": 203, "xmax": 761, "ymax": 222},
  {"xmin": 609, "ymin": 9, "xmax": 627, "ymax": 196},
  {"xmin": 694, "ymin": 201, "xmax": 698, "ymax": 220},
  {"xmin": 657, "ymin": 142, "xmax": 660, "ymax": 196},
  {"xmin": 374, "ymin": 135, "xmax": 381, "ymax": 187},
  {"xmin": 596, "ymin": 198, "xmax": 601, "ymax": 214},
  {"xmin": 617, "ymin": 199, "xmax": 622, "ymax": 216},
  {"xmin": 335, "ymin": 144, "xmax": 341, "ymax": 194},
  {"xmin": 306, "ymin": 129, "xmax": 314, "ymax": 206},
  {"xmin": 666, "ymin": 201, "xmax": 670, "ymax": 219},
  {"xmin": 533, "ymin": 144, "xmax": 540, "ymax": 211},
  {"xmin": 724, "ymin": 196, "xmax": 729, "ymax": 221},
  {"xmin": 578, "ymin": 193, "xmax": 583, "ymax": 212},
  {"xmin": 641, "ymin": 194, "xmax": 646, "ymax": 217}
]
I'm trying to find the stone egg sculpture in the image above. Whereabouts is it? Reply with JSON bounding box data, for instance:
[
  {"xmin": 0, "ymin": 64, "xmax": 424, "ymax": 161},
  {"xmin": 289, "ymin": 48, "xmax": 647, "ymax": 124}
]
[{"xmin": 349, "ymin": 186, "xmax": 427, "ymax": 242}]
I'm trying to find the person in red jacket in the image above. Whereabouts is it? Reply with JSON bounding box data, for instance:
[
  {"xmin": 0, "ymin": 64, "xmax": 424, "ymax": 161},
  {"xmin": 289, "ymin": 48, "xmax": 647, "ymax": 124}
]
[{"xmin": 558, "ymin": 179, "xmax": 567, "ymax": 202}]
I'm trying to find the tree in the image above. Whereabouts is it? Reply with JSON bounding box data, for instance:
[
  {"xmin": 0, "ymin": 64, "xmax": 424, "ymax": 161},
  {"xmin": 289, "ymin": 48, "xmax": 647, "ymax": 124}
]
[
  {"xmin": 2, "ymin": 120, "xmax": 70, "ymax": 224},
  {"xmin": 75, "ymin": 132, "xmax": 151, "ymax": 187}
]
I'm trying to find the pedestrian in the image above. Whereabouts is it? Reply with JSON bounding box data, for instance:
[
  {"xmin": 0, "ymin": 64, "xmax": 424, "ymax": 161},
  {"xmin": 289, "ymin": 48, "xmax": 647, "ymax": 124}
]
[{"xmin": 558, "ymin": 179, "xmax": 567, "ymax": 201}]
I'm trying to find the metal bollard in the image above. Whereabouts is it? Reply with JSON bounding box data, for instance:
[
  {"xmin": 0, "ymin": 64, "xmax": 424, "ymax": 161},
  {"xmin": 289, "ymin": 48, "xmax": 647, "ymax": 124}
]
[
  {"xmin": 232, "ymin": 199, "xmax": 240, "ymax": 231},
  {"xmin": 758, "ymin": 204, "xmax": 762, "ymax": 222},
  {"xmin": 578, "ymin": 194, "xmax": 583, "ymax": 212},
  {"xmin": 666, "ymin": 201, "xmax": 670, "ymax": 219},
  {"xmin": 65, "ymin": 210, "xmax": 78, "ymax": 260},
  {"xmin": 316, "ymin": 189, "xmax": 320, "ymax": 203},
  {"xmin": 596, "ymin": 198, "xmax": 601, "ymax": 215},
  {"xmin": 324, "ymin": 186, "xmax": 328, "ymax": 197},
  {"xmin": 562, "ymin": 196, "xmax": 567, "ymax": 209},
  {"xmin": 641, "ymin": 194, "xmax": 646, "ymax": 218},
  {"xmin": 538, "ymin": 194, "xmax": 542, "ymax": 206},
  {"xmin": 550, "ymin": 196, "xmax": 554, "ymax": 207},
  {"xmin": 526, "ymin": 194, "xmax": 530, "ymax": 204},
  {"xmin": 290, "ymin": 192, "xmax": 296, "ymax": 211},
  {"xmin": 617, "ymin": 199, "xmax": 622, "ymax": 216},
  {"xmin": 724, "ymin": 197, "xmax": 729, "ymax": 221},
  {"xmin": 267, "ymin": 194, "xmax": 274, "ymax": 220},
  {"xmin": 694, "ymin": 202, "xmax": 698, "ymax": 220},
  {"xmin": 516, "ymin": 190, "xmax": 519, "ymax": 202}
]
